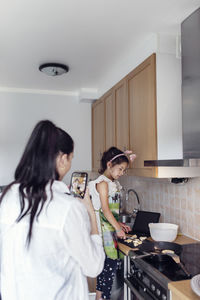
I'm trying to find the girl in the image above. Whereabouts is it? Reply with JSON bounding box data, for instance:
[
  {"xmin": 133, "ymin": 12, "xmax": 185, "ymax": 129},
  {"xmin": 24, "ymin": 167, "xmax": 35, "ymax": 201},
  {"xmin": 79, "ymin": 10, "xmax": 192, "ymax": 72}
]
[
  {"xmin": 0, "ymin": 120, "xmax": 105, "ymax": 300},
  {"xmin": 89, "ymin": 147, "xmax": 136, "ymax": 300}
]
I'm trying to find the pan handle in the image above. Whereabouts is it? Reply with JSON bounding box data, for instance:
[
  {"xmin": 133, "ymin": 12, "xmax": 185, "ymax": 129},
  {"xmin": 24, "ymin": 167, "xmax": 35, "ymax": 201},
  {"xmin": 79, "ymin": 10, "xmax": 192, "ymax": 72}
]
[
  {"xmin": 178, "ymin": 262, "xmax": 191, "ymax": 278},
  {"xmin": 131, "ymin": 252, "xmax": 156, "ymax": 260}
]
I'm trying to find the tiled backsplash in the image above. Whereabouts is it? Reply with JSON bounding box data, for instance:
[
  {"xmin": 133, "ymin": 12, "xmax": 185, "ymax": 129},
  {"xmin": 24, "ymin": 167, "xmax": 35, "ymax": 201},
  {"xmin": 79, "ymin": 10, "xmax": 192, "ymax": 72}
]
[{"xmin": 119, "ymin": 176, "xmax": 200, "ymax": 241}]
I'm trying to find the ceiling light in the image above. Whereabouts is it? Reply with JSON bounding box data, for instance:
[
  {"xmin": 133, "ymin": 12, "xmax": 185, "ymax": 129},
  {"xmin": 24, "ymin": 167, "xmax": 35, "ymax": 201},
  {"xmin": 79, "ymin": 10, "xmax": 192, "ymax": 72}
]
[{"xmin": 39, "ymin": 63, "xmax": 69, "ymax": 76}]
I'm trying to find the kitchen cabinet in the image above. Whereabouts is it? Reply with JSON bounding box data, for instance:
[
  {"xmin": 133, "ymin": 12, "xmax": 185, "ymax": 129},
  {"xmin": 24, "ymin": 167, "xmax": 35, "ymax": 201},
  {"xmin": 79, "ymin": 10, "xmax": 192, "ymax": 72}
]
[
  {"xmin": 92, "ymin": 55, "xmax": 157, "ymax": 176},
  {"xmin": 92, "ymin": 52, "xmax": 197, "ymax": 177},
  {"xmin": 115, "ymin": 79, "xmax": 129, "ymax": 151},
  {"xmin": 104, "ymin": 90, "xmax": 115, "ymax": 150},
  {"xmin": 92, "ymin": 99, "xmax": 105, "ymax": 171},
  {"xmin": 92, "ymin": 78, "xmax": 129, "ymax": 170},
  {"xmin": 87, "ymin": 277, "xmax": 96, "ymax": 293},
  {"xmin": 127, "ymin": 54, "xmax": 157, "ymax": 177}
]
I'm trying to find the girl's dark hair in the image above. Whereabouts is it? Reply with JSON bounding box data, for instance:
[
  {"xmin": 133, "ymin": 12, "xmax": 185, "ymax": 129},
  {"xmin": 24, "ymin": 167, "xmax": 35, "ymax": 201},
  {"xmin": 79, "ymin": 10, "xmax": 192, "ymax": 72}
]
[
  {"xmin": 99, "ymin": 146, "xmax": 129, "ymax": 174},
  {"xmin": 0, "ymin": 120, "xmax": 74, "ymax": 245}
]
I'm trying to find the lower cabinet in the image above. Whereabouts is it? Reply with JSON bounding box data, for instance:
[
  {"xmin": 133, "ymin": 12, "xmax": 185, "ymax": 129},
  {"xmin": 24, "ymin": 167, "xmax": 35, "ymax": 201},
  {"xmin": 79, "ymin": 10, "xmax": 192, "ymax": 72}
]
[{"xmin": 87, "ymin": 277, "xmax": 96, "ymax": 293}]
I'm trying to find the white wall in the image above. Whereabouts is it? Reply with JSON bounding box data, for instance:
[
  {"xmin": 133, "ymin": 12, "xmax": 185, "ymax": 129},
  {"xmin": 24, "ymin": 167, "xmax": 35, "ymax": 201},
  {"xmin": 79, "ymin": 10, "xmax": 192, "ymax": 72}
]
[
  {"xmin": 120, "ymin": 175, "xmax": 200, "ymax": 241},
  {"xmin": 98, "ymin": 33, "xmax": 158, "ymax": 97},
  {"xmin": 0, "ymin": 91, "xmax": 91, "ymax": 185}
]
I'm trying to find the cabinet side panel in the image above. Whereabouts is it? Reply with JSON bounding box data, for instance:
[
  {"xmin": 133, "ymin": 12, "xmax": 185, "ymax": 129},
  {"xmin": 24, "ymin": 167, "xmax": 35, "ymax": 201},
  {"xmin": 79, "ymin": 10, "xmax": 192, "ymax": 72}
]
[
  {"xmin": 105, "ymin": 92, "xmax": 115, "ymax": 149},
  {"xmin": 115, "ymin": 80, "xmax": 129, "ymax": 151},
  {"xmin": 129, "ymin": 55, "xmax": 157, "ymax": 169},
  {"xmin": 92, "ymin": 101, "xmax": 105, "ymax": 171}
]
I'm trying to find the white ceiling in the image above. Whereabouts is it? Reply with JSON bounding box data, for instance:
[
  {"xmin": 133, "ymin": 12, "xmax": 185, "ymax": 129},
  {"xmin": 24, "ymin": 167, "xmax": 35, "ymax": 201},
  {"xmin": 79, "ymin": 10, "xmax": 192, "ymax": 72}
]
[{"xmin": 0, "ymin": 0, "xmax": 200, "ymax": 97}]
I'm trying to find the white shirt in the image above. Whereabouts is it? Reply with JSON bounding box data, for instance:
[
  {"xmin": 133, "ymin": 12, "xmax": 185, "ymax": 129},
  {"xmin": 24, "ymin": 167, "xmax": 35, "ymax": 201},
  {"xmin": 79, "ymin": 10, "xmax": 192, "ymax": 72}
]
[{"xmin": 0, "ymin": 181, "xmax": 105, "ymax": 300}]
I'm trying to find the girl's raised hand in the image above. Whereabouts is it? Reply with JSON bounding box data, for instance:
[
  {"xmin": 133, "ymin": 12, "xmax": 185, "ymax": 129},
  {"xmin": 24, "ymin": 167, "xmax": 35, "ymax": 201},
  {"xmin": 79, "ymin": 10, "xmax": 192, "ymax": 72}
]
[{"xmin": 80, "ymin": 188, "xmax": 95, "ymax": 215}]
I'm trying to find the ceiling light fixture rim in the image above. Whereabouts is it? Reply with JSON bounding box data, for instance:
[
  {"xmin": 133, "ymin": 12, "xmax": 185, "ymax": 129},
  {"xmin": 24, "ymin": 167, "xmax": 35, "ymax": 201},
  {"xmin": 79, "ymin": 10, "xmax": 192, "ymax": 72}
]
[{"xmin": 39, "ymin": 63, "xmax": 69, "ymax": 76}]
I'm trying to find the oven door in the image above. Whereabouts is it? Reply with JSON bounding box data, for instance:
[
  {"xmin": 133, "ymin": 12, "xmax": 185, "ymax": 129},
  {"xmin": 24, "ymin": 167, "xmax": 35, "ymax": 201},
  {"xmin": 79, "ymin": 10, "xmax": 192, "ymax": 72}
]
[{"xmin": 124, "ymin": 277, "xmax": 158, "ymax": 300}]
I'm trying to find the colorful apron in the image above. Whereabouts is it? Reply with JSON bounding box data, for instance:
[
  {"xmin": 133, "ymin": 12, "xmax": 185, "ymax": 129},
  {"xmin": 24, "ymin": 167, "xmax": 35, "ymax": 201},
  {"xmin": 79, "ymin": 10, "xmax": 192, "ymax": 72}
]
[{"xmin": 99, "ymin": 191, "xmax": 121, "ymax": 260}]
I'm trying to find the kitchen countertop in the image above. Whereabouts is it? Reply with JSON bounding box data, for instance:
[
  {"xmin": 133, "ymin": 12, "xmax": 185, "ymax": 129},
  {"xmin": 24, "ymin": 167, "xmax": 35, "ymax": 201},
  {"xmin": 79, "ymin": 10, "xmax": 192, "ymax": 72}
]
[
  {"xmin": 118, "ymin": 234, "xmax": 198, "ymax": 256},
  {"xmin": 169, "ymin": 280, "xmax": 200, "ymax": 300},
  {"xmin": 118, "ymin": 234, "xmax": 200, "ymax": 300}
]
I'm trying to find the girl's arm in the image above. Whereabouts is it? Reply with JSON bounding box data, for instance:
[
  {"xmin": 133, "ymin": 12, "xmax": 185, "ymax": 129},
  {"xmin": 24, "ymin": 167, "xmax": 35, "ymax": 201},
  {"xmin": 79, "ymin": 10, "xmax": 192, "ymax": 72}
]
[{"xmin": 97, "ymin": 181, "xmax": 126, "ymax": 239}]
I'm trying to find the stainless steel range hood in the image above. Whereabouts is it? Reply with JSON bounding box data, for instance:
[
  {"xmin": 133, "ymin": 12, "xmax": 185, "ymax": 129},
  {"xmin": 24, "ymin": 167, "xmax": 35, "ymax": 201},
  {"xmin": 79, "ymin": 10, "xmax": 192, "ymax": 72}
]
[
  {"xmin": 145, "ymin": 8, "xmax": 200, "ymax": 170},
  {"xmin": 144, "ymin": 159, "xmax": 200, "ymax": 167}
]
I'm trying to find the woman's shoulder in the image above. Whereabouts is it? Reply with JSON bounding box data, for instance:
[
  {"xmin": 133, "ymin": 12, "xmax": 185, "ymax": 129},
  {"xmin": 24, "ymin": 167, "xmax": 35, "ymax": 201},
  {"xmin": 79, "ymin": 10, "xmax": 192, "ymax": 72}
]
[
  {"xmin": 43, "ymin": 184, "xmax": 87, "ymax": 227},
  {"xmin": 46, "ymin": 181, "xmax": 84, "ymax": 211}
]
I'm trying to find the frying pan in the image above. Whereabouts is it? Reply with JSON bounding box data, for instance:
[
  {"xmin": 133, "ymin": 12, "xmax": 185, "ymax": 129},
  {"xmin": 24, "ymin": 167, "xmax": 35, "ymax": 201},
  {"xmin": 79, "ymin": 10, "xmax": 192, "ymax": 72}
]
[
  {"xmin": 137, "ymin": 241, "xmax": 182, "ymax": 262},
  {"xmin": 136, "ymin": 241, "xmax": 191, "ymax": 278}
]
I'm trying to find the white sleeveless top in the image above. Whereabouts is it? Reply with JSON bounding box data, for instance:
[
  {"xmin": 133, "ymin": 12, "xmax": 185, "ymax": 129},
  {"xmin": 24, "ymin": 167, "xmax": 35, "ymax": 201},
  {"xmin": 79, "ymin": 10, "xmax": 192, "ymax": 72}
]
[{"xmin": 88, "ymin": 175, "xmax": 122, "ymax": 235}]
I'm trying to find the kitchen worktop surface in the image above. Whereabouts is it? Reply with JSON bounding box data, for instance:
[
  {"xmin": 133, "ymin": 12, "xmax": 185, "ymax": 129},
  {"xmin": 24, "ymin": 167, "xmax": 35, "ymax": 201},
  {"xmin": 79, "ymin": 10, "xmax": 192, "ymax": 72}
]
[
  {"xmin": 118, "ymin": 234, "xmax": 200, "ymax": 300},
  {"xmin": 118, "ymin": 234, "xmax": 198, "ymax": 256},
  {"xmin": 169, "ymin": 280, "xmax": 200, "ymax": 300}
]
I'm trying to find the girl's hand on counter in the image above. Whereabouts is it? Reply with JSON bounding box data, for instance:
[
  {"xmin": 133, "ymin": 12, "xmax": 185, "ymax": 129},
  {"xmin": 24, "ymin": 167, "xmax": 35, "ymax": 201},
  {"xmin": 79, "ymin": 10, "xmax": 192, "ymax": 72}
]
[
  {"xmin": 116, "ymin": 227, "xmax": 126, "ymax": 239},
  {"xmin": 119, "ymin": 222, "xmax": 131, "ymax": 233}
]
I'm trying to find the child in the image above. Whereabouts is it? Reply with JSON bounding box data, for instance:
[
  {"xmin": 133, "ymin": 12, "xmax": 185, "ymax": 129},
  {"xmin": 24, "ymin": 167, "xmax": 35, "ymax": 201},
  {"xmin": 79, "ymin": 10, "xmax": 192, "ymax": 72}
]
[{"xmin": 89, "ymin": 147, "xmax": 136, "ymax": 300}]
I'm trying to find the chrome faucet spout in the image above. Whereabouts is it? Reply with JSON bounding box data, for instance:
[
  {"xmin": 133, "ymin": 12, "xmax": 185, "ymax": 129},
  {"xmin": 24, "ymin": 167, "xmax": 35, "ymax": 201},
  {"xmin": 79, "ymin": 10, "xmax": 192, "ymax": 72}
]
[{"xmin": 126, "ymin": 188, "xmax": 140, "ymax": 211}]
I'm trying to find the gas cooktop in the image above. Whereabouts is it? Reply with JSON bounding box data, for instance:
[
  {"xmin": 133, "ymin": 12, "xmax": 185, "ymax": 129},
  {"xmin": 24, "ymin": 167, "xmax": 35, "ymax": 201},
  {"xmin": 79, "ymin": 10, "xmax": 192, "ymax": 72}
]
[
  {"xmin": 129, "ymin": 242, "xmax": 200, "ymax": 282},
  {"xmin": 125, "ymin": 242, "xmax": 200, "ymax": 300}
]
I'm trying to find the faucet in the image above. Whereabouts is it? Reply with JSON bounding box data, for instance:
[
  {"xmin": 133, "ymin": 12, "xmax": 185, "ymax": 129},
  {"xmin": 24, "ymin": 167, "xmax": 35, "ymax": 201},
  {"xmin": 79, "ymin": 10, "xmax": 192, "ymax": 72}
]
[{"xmin": 126, "ymin": 188, "xmax": 140, "ymax": 215}]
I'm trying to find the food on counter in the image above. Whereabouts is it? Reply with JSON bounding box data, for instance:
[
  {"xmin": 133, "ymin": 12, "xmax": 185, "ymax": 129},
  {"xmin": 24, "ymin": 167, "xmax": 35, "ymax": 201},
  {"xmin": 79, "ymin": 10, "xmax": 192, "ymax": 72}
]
[
  {"xmin": 125, "ymin": 239, "xmax": 133, "ymax": 243},
  {"xmin": 140, "ymin": 236, "xmax": 147, "ymax": 241},
  {"xmin": 123, "ymin": 235, "xmax": 146, "ymax": 247},
  {"xmin": 133, "ymin": 241, "xmax": 142, "ymax": 247},
  {"xmin": 133, "ymin": 239, "xmax": 142, "ymax": 247},
  {"xmin": 130, "ymin": 234, "xmax": 137, "ymax": 239},
  {"xmin": 162, "ymin": 249, "xmax": 175, "ymax": 254}
]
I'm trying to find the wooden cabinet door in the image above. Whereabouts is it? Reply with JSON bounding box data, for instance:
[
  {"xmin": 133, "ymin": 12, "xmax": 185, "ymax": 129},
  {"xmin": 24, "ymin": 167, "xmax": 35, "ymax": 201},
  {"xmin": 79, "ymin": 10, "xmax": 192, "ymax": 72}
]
[
  {"xmin": 127, "ymin": 54, "xmax": 157, "ymax": 176},
  {"xmin": 92, "ymin": 99, "xmax": 105, "ymax": 171},
  {"xmin": 105, "ymin": 90, "xmax": 115, "ymax": 149},
  {"xmin": 115, "ymin": 79, "xmax": 129, "ymax": 151}
]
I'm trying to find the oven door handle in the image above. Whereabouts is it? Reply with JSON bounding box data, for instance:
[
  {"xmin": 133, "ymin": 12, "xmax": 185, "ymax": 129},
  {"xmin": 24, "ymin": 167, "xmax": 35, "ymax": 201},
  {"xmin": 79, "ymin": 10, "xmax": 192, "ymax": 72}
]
[{"xmin": 124, "ymin": 278, "xmax": 145, "ymax": 300}]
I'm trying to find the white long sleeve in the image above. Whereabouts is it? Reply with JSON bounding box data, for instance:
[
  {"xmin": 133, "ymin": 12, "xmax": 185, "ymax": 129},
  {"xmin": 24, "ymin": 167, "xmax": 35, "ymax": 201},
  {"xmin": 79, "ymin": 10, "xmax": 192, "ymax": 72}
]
[
  {"xmin": 0, "ymin": 181, "xmax": 105, "ymax": 300},
  {"xmin": 63, "ymin": 200, "xmax": 105, "ymax": 277}
]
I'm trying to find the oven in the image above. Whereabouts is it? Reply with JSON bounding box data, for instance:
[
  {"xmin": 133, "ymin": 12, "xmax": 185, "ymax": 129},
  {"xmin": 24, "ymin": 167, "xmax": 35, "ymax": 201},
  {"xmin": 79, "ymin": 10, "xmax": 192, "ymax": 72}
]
[
  {"xmin": 124, "ymin": 256, "xmax": 169, "ymax": 300},
  {"xmin": 123, "ymin": 242, "xmax": 200, "ymax": 300}
]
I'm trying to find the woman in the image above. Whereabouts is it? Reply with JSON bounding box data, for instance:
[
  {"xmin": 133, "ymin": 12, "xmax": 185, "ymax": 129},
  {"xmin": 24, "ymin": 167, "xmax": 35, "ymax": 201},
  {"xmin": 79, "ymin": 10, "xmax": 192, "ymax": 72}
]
[{"xmin": 0, "ymin": 120, "xmax": 105, "ymax": 300}]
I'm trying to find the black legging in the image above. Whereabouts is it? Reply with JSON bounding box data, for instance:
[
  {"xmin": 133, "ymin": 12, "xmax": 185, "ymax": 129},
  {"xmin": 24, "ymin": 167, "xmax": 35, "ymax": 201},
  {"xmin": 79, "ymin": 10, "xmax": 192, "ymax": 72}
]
[{"xmin": 96, "ymin": 256, "xmax": 118, "ymax": 299}]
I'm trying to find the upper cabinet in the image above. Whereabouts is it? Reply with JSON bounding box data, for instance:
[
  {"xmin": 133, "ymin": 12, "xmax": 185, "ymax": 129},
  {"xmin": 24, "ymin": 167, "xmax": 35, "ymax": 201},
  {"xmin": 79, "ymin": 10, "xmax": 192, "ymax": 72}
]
[
  {"xmin": 92, "ymin": 99, "xmax": 105, "ymax": 172},
  {"xmin": 92, "ymin": 52, "xmax": 198, "ymax": 178},
  {"xmin": 115, "ymin": 79, "xmax": 129, "ymax": 151},
  {"xmin": 127, "ymin": 54, "xmax": 157, "ymax": 177},
  {"xmin": 104, "ymin": 90, "xmax": 115, "ymax": 150},
  {"xmin": 92, "ymin": 54, "xmax": 158, "ymax": 176},
  {"xmin": 92, "ymin": 78, "xmax": 129, "ymax": 171}
]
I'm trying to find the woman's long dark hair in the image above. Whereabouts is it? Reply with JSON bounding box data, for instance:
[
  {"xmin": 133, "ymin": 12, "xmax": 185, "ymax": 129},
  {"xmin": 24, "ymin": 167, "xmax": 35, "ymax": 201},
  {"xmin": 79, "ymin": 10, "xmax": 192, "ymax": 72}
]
[
  {"xmin": 99, "ymin": 146, "xmax": 129, "ymax": 174},
  {"xmin": 0, "ymin": 120, "xmax": 74, "ymax": 245}
]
